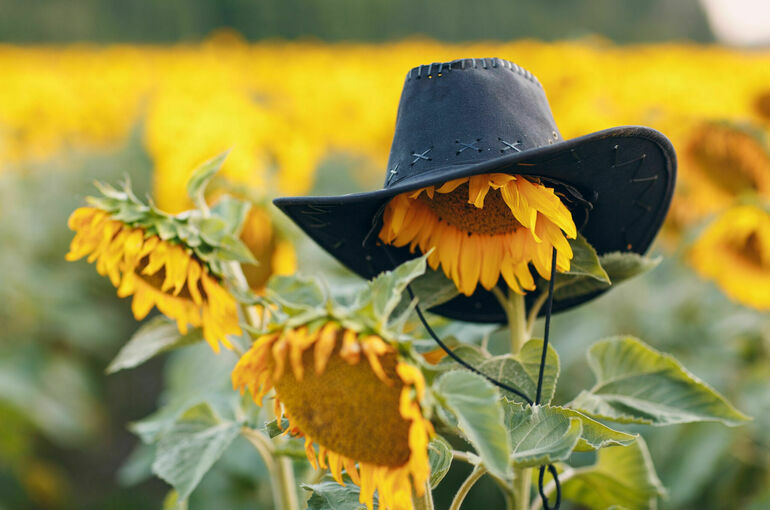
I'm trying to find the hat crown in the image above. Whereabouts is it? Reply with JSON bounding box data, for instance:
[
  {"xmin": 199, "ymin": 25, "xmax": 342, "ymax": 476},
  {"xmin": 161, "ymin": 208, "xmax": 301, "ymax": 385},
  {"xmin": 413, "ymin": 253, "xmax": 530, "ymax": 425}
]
[{"xmin": 385, "ymin": 58, "xmax": 562, "ymax": 187}]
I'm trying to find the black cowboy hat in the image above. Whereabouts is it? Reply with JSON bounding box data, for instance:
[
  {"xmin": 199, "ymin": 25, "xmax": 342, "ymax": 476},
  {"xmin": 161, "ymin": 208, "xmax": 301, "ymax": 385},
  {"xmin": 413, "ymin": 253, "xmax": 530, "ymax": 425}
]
[{"xmin": 274, "ymin": 58, "xmax": 677, "ymax": 323}]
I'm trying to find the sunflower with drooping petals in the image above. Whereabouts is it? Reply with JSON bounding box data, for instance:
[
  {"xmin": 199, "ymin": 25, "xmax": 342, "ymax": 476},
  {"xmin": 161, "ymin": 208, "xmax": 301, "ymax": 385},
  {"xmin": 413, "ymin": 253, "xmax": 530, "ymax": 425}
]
[
  {"xmin": 690, "ymin": 205, "xmax": 770, "ymax": 311},
  {"xmin": 232, "ymin": 323, "xmax": 434, "ymax": 510},
  {"xmin": 379, "ymin": 173, "xmax": 577, "ymax": 296},
  {"xmin": 66, "ymin": 206, "xmax": 241, "ymax": 352}
]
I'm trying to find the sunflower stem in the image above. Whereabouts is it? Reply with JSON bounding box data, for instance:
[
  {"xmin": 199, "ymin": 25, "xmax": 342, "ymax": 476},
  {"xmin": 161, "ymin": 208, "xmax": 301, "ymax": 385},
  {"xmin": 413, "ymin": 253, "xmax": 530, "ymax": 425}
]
[
  {"xmin": 413, "ymin": 481, "xmax": 435, "ymax": 510},
  {"xmin": 450, "ymin": 465, "xmax": 486, "ymax": 510},
  {"xmin": 512, "ymin": 468, "xmax": 531, "ymax": 510},
  {"xmin": 493, "ymin": 286, "xmax": 531, "ymax": 509},
  {"xmin": 492, "ymin": 287, "xmax": 528, "ymax": 355}
]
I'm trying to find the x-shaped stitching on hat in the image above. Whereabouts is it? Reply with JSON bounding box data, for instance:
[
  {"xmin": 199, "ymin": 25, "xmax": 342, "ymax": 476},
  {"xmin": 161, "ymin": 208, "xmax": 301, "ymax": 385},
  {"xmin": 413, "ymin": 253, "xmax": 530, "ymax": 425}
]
[
  {"xmin": 499, "ymin": 138, "xmax": 522, "ymax": 152},
  {"xmin": 456, "ymin": 140, "xmax": 480, "ymax": 153},
  {"xmin": 411, "ymin": 148, "xmax": 432, "ymax": 164}
]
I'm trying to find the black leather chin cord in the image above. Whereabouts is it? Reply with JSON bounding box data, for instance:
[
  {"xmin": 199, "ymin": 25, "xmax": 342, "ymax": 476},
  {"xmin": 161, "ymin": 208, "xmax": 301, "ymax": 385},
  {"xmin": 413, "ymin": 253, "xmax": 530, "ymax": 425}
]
[{"xmin": 536, "ymin": 248, "xmax": 561, "ymax": 510}]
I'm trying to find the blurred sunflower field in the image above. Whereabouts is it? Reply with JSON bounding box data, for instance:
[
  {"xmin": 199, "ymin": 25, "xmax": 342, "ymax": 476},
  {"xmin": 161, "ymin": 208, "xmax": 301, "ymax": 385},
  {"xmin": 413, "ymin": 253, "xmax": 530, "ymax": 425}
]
[{"xmin": 2, "ymin": 21, "xmax": 770, "ymax": 510}]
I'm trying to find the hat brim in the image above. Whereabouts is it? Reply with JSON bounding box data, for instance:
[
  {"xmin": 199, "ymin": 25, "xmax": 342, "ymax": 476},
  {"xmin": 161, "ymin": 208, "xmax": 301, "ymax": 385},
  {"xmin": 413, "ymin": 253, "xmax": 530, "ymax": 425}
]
[{"xmin": 273, "ymin": 126, "xmax": 676, "ymax": 323}]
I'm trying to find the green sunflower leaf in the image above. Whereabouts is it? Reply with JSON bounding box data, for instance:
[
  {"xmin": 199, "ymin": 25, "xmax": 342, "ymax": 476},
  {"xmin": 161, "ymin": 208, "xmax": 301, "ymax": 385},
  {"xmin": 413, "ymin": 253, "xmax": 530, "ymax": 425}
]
[
  {"xmin": 214, "ymin": 235, "xmax": 257, "ymax": 265},
  {"xmin": 186, "ymin": 151, "xmax": 230, "ymax": 203},
  {"xmin": 478, "ymin": 338, "xmax": 559, "ymax": 404},
  {"xmin": 428, "ymin": 436, "xmax": 453, "ymax": 489},
  {"xmin": 210, "ymin": 194, "xmax": 252, "ymax": 236},
  {"xmin": 548, "ymin": 407, "xmax": 637, "ymax": 452},
  {"xmin": 568, "ymin": 336, "xmax": 751, "ymax": 426},
  {"xmin": 268, "ymin": 274, "xmax": 327, "ymax": 313},
  {"xmin": 563, "ymin": 233, "xmax": 610, "ymax": 282},
  {"xmin": 435, "ymin": 370, "xmax": 511, "ymax": 480},
  {"xmin": 561, "ymin": 436, "xmax": 666, "ymax": 510},
  {"xmin": 106, "ymin": 317, "xmax": 203, "ymax": 374},
  {"xmin": 554, "ymin": 251, "xmax": 661, "ymax": 302},
  {"xmin": 151, "ymin": 402, "xmax": 240, "ymax": 501},
  {"xmin": 354, "ymin": 254, "xmax": 428, "ymax": 329},
  {"xmin": 196, "ymin": 216, "xmax": 229, "ymax": 246},
  {"xmin": 395, "ymin": 265, "xmax": 460, "ymax": 315},
  {"xmin": 302, "ymin": 480, "xmax": 370, "ymax": 510},
  {"xmin": 503, "ymin": 403, "xmax": 582, "ymax": 467},
  {"xmin": 436, "ymin": 343, "xmax": 490, "ymax": 368}
]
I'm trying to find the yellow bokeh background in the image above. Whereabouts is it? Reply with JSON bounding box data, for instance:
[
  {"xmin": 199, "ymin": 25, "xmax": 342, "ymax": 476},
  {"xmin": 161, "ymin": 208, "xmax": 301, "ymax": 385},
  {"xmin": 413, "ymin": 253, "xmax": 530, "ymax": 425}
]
[{"xmin": 3, "ymin": 35, "xmax": 769, "ymax": 216}]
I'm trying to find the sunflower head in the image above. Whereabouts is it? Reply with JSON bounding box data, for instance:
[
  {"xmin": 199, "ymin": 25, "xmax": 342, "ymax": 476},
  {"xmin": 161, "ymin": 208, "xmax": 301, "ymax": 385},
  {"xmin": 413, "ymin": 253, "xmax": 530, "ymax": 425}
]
[
  {"xmin": 66, "ymin": 181, "xmax": 256, "ymax": 352},
  {"xmin": 753, "ymin": 90, "xmax": 770, "ymax": 123},
  {"xmin": 379, "ymin": 173, "xmax": 576, "ymax": 296},
  {"xmin": 690, "ymin": 205, "xmax": 770, "ymax": 310},
  {"xmin": 684, "ymin": 122, "xmax": 770, "ymax": 200},
  {"xmin": 232, "ymin": 323, "xmax": 433, "ymax": 510}
]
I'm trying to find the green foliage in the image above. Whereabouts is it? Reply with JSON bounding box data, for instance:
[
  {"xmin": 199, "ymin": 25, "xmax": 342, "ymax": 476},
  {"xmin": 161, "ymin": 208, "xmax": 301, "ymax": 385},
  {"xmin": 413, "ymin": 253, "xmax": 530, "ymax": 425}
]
[
  {"xmin": 554, "ymin": 251, "xmax": 661, "ymax": 302},
  {"xmin": 561, "ymin": 437, "xmax": 666, "ymax": 510},
  {"xmin": 569, "ymin": 336, "xmax": 750, "ymax": 426},
  {"xmin": 479, "ymin": 339, "xmax": 559, "ymax": 404},
  {"xmin": 435, "ymin": 370, "xmax": 511, "ymax": 480},
  {"xmin": 303, "ymin": 480, "xmax": 370, "ymax": 510},
  {"xmin": 106, "ymin": 317, "xmax": 203, "ymax": 374},
  {"xmin": 502, "ymin": 402, "xmax": 636, "ymax": 469},
  {"xmin": 551, "ymin": 407, "xmax": 636, "ymax": 452},
  {"xmin": 152, "ymin": 403, "xmax": 241, "ymax": 501},
  {"xmin": 187, "ymin": 151, "xmax": 230, "ymax": 205},
  {"xmin": 504, "ymin": 403, "xmax": 583, "ymax": 468},
  {"xmin": 428, "ymin": 436, "xmax": 453, "ymax": 489},
  {"xmin": 562, "ymin": 234, "xmax": 611, "ymax": 283}
]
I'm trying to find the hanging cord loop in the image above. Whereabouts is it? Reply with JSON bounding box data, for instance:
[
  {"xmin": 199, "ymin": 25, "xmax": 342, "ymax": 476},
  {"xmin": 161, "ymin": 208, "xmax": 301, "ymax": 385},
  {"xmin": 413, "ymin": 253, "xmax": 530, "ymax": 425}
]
[{"xmin": 535, "ymin": 247, "xmax": 561, "ymax": 510}]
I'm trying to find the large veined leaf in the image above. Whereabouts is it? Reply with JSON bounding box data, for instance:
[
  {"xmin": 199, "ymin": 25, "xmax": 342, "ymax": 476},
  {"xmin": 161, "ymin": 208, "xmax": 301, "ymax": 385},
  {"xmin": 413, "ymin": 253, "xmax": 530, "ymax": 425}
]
[
  {"xmin": 354, "ymin": 254, "xmax": 427, "ymax": 328},
  {"xmin": 435, "ymin": 370, "xmax": 511, "ymax": 479},
  {"xmin": 152, "ymin": 403, "xmax": 241, "ymax": 501},
  {"xmin": 303, "ymin": 480, "xmax": 371, "ymax": 509},
  {"xmin": 503, "ymin": 403, "xmax": 582, "ymax": 467},
  {"xmin": 395, "ymin": 265, "xmax": 460, "ymax": 313},
  {"xmin": 561, "ymin": 234, "xmax": 610, "ymax": 282},
  {"xmin": 569, "ymin": 336, "xmax": 750, "ymax": 426},
  {"xmin": 550, "ymin": 406, "xmax": 637, "ymax": 452},
  {"xmin": 435, "ymin": 343, "xmax": 490, "ymax": 368},
  {"xmin": 186, "ymin": 151, "xmax": 229, "ymax": 201},
  {"xmin": 479, "ymin": 339, "xmax": 559, "ymax": 404},
  {"xmin": 554, "ymin": 251, "xmax": 661, "ymax": 302},
  {"xmin": 106, "ymin": 317, "xmax": 203, "ymax": 374},
  {"xmin": 561, "ymin": 437, "xmax": 665, "ymax": 510},
  {"xmin": 428, "ymin": 436, "xmax": 453, "ymax": 489},
  {"xmin": 210, "ymin": 194, "xmax": 252, "ymax": 236},
  {"xmin": 267, "ymin": 274, "xmax": 327, "ymax": 313}
]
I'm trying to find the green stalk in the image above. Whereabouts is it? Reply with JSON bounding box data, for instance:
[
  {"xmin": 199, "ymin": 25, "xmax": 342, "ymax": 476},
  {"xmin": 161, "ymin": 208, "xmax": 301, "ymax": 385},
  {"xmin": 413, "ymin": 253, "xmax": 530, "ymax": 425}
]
[
  {"xmin": 493, "ymin": 286, "xmax": 531, "ymax": 509},
  {"xmin": 492, "ymin": 288, "xmax": 527, "ymax": 355},
  {"xmin": 413, "ymin": 481, "xmax": 435, "ymax": 510}
]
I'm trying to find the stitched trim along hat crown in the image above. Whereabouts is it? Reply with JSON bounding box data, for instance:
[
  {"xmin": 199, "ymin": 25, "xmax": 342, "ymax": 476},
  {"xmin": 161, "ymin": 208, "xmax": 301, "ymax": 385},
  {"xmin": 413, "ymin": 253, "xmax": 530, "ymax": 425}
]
[{"xmin": 274, "ymin": 58, "xmax": 677, "ymax": 322}]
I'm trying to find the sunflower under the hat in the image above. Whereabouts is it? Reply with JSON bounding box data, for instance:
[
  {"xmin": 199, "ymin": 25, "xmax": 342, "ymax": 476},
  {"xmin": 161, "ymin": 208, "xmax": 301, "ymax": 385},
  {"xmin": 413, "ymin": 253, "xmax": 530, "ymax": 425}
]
[
  {"xmin": 232, "ymin": 323, "xmax": 434, "ymax": 510},
  {"xmin": 690, "ymin": 205, "xmax": 770, "ymax": 311},
  {"xmin": 379, "ymin": 173, "xmax": 576, "ymax": 296}
]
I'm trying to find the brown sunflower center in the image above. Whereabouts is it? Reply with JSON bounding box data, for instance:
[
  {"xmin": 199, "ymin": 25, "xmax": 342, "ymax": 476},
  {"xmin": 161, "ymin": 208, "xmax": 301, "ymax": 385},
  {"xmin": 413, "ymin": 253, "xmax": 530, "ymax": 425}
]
[
  {"xmin": 754, "ymin": 91, "xmax": 770, "ymax": 122},
  {"xmin": 732, "ymin": 232, "xmax": 765, "ymax": 269},
  {"xmin": 688, "ymin": 126, "xmax": 764, "ymax": 195},
  {"xmin": 273, "ymin": 342, "xmax": 411, "ymax": 467},
  {"xmin": 421, "ymin": 183, "xmax": 520, "ymax": 235}
]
